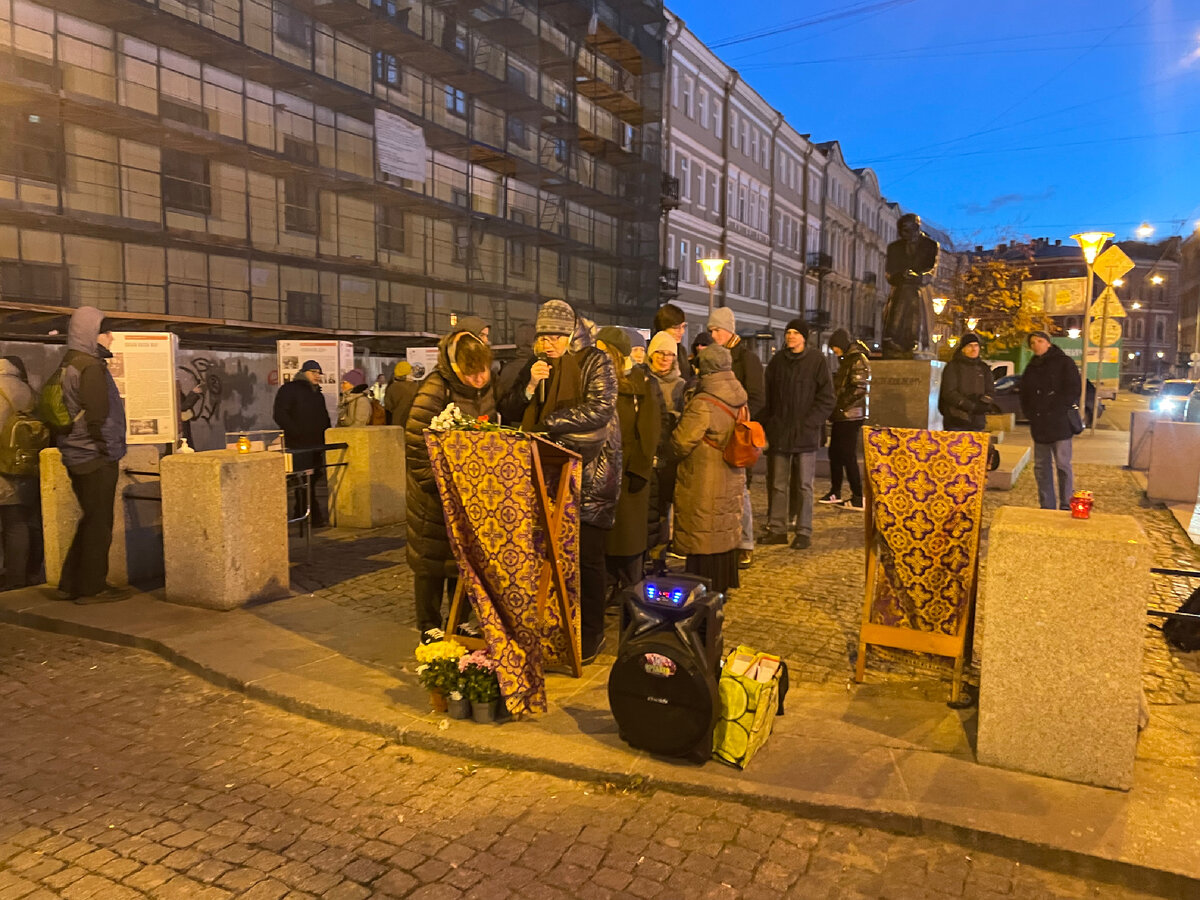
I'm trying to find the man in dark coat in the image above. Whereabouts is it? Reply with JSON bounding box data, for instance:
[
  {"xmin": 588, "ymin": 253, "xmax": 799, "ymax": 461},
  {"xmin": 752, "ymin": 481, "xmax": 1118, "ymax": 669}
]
[
  {"xmin": 499, "ymin": 299, "xmax": 620, "ymax": 664},
  {"xmin": 1020, "ymin": 330, "xmax": 1081, "ymax": 510},
  {"xmin": 819, "ymin": 327, "xmax": 871, "ymax": 511},
  {"xmin": 273, "ymin": 359, "xmax": 331, "ymax": 527},
  {"xmin": 759, "ymin": 319, "xmax": 835, "ymax": 550},
  {"xmin": 707, "ymin": 305, "xmax": 765, "ymax": 568},
  {"xmin": 938, "ymin": 332, "xmax": 995, "ymax": 432},
  {"xmin": 405, "ymin": 330, "xmax": 495, "ymax": 640}
]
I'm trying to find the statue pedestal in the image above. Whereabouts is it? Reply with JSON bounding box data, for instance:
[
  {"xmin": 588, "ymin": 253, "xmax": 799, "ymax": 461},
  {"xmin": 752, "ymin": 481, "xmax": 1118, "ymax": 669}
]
[{"xmin": 867, "ymin": 360, "xmax": 945, "ymax": 431}]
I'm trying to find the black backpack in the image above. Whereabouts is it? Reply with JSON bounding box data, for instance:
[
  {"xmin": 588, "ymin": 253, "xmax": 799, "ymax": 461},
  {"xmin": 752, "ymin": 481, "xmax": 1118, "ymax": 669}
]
[{"xmin": 1162, "ymin": 586, "xmax": 1200, "ymax": 653}]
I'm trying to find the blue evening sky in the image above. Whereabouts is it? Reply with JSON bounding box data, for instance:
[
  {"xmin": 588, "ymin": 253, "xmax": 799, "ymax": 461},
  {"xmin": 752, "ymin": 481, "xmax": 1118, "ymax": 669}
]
[{"xmin": 668, "ymin": 0, "xmax": 1200, "ymax": 249}]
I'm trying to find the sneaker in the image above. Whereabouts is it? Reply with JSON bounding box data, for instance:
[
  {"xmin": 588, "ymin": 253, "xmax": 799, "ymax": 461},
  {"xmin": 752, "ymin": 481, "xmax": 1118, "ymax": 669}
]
[
  {"xmin": 456, "ymin": 621, "xmax": 482, "ymax": 639},
  {"xmin": 581, "ymin": 635, "xmax": 608, "ymax": 666},
  {"xmin": 791, "ymin": 534, "xmax": 811, "ymax": 550},
  {"xmin": 420, "ymin": 627, "xmax": 446, "ymax": 645},
  {"xmin": 817, "ymin": 492, "xmax": 842, "ymax": 505},
  {"xmin": 842, "ymin": 497, "xmax": 865, "ymax": 512},
  {"xmin": 738, "ymin": 549, "xmax": 753, "ymax": 570},
  {"xmin": 74, "ymin": 585, "xmax": 132, "ymax": 605},
  {"xmin": 759, "ymin": 530, "xmax": 789, "ymax": 546}
]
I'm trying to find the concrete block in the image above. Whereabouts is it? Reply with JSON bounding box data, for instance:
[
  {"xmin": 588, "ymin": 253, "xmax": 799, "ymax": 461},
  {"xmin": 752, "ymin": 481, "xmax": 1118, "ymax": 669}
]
[
  {"xmin": 977, "ymin": 507, "xmax": 1151, "ymax": 789},
  {"xmin": 160, "ymin": 450, "xmax": 289, "ymax": 610},
  {"xmin": 326, "ymin": 425, "xmax": 406, "ymax": 528},
  {"xmin": 985, "ymin": 413, "xmax": 1015, "ymax": 433},
  {"xmin": 1146, "ymin": 420, "xmax": 1200, "ymax": 502},
  {"xmin": 1128, "ymin": 410, "xmax": 1156, "ymax": 471},
  {"xmin": 40, "ymin": 445, "xmax": 164, "ymax": 588},
  {"xmin": 868, "ymin": 360, "xmax": 944, "ymax": 430},
  {"xmin": 985, "ymin": 443, "xmax": 1030, "ymax": 491}
]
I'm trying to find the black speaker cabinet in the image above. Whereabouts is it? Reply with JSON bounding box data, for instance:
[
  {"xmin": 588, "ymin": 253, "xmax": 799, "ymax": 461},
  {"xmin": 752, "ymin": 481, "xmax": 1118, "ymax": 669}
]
[{"xmin": 607, "ymin": 575, "xmax": 725, "ymax": 762}]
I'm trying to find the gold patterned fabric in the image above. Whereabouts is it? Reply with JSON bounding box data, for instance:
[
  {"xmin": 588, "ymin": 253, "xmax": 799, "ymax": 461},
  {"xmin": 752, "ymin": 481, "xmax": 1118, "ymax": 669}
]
[
  {"xmin": 426, "ymin": 430, "xmax": 581, "ymax": 716},
  {"xmin": 863, "ymin": 428, "xmax": 988, "ymax": 636}
]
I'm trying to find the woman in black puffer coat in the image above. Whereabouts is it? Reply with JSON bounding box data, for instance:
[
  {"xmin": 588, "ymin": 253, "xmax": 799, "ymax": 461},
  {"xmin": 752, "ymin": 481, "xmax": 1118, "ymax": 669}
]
[{"xmin": 405, "ymin": 330, "xmax": 495, "ymax": 636}]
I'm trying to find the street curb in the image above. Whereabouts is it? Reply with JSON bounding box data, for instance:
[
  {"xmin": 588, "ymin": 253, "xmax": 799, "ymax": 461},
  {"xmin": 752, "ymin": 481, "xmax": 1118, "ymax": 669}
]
[{"xmin": 3, "ymin": 609, "xmax": 1197, "ymax": 898}]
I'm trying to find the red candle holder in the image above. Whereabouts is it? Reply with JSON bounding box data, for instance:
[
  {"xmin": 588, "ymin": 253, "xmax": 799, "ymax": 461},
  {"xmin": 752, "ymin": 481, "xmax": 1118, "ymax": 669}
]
[{"xmin": 1069, "ymin": 490, "xmax": 1094, "ymax": 519}]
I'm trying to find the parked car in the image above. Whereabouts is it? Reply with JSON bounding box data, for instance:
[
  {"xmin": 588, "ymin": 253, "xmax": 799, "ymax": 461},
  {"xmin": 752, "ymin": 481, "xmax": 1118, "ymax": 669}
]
[
  {"xmin": 989, "ymin": 376, "xmax": 1104, "ymax": 427},
  {"xmin": 1153, "ymin": 380, "xmax": 1196, "ymax": 419},
  {"xmin": 1140, "ymin": 376, "xmax": 1164, "ymax": 395}
]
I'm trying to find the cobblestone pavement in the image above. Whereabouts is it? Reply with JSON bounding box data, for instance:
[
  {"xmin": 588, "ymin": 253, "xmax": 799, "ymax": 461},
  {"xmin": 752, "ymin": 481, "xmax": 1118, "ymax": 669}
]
[
  {"xmin": 0, "ymin": 626, "xmax": 1174, "ymax": 899},
  {"xmin": 288, "ymin": 465, "xmax": 1200, "ymax": 706}
]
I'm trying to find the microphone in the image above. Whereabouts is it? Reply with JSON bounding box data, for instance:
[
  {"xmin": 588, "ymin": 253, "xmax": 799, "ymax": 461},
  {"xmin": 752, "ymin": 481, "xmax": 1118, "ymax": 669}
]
[{"xmin": 535, "ymin": 351, "xmax": 549, "ymax": 406}]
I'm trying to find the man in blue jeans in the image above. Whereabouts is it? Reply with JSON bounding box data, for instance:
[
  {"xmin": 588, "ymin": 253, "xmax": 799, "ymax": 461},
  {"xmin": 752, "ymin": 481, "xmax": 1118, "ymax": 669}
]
[{"xmin": 1019, "ymin": 330, "xmax": 1081, "ymax": 509}]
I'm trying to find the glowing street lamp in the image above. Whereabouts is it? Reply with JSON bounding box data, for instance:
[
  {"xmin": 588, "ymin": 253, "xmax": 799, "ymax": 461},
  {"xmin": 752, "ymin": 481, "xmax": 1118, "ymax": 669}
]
[
  {"xmin": 1136, "ymin": 222, "xmax": 1154, "ymax": 239},
  {"xmin": 931, "ymin": 297, "xmax": 948, "ymax": 315},
  {"xmin": 1157, "ymin": 351, "xmax": 1165, "ymax": 359},
  {"xmin": 1127, "ymin": 352, "xmax": 1136, "ymax": 360},
  {"xmin": 1131, "ymin": 301, "xmax": 1142, "ymax": 310},
  {"xmin": 1112, "ymin": 277, "xmax": 1124, "ymax": 287},
  {"xmin": 1150, "ymin": 274, "xmax": 1165, "ymax": 286},
  {"xmin": 1068, "ymin": 327, "xmax": 1082, "ymax": 339},
  {"xmin": 931, "ymin": 332, "xmax": 942, "ymax": 344},
  {"xmin": 697, "ymin": 258, "xmax": 729, "ymax": 313},
  {"xmin": 965, "ymin": 317, "xmax": 978, "ymax": 331},
  {"xmin": 947, "ymin": 336, "xmax": 959, "ymax": 348},
  {"xmin": 1071, "ymin": 230, "xmax": 1114, "ymax": 427}
]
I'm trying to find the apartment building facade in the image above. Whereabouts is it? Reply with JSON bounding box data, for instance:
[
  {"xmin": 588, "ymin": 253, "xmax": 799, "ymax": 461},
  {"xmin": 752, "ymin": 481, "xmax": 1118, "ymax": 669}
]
[{"xmin": 0, "ymin": 0, "xmax": 666, "ymax": 348}]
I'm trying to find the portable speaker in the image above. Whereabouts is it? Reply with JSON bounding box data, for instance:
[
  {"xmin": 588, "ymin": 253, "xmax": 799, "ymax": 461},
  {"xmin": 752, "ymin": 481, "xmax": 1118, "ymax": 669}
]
[{"xmin": 607, "ymin": 575, "xmax": 725, "ymax": 762}]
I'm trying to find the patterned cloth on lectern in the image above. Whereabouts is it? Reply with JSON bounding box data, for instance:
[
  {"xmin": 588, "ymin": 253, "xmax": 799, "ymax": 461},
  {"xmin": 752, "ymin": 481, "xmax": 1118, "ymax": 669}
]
[
  {"xmin": 863, "ymin": 428, "xmax": 987, "ymax": 636},
  {"xmin": 426, "ymin": 430, "xmax": 581, "ymax": 715}
]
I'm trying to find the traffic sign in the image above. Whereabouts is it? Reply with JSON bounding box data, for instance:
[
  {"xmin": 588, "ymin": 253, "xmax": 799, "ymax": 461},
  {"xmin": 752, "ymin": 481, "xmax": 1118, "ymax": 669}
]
[
  {"xmin": 1093, "ymin": 245, "xmax": 1134, "ymax": 285},
  {"xmin": 1088, "ymin": 286, "xmax": 1126, "ymax": 319},
  {"xmin": 1089, "ymin": 317, "xmax": 1122, "ymax": 347}
]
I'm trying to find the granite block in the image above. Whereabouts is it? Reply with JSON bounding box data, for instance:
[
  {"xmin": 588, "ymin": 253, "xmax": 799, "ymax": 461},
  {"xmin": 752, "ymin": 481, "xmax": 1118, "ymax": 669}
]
[
  {"xmin": 326, "ymin": 425, "xmax": 406, "ymax": 529},
  {"xmin": 868, "ymin": 360, "xmax": 945, "ymax": 430},
  {"xmin": 1146, "ymin": 421, "xmax": 1200, "ymax": 502},
  {"xmin": 1128, "ymin": 410, "xmax": 1156, "ymax": 471}
]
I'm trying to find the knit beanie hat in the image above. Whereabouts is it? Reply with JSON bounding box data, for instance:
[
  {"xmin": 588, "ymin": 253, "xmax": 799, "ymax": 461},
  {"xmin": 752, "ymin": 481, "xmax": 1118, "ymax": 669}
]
[
  {"xmin": 691, "ymin": 331, "xmax": 715, "ymax": 355},
  {"xmin": 707, "ymin": 306, "xmax": 736, "ymax": 334},
  {"xmin": 784, "ymin": 318, "xmax": 810, "ymax": 340},
  {"xmin": 596, "ymin": 326, "xmax": 631, "ymax": 357},
  {"xmin": 960, "ymin": 332, "xmax": 982, "ymax": 348},
  {"xmin": 343, "ymin": 368, "xmax": 366, "ymax": 387},
  {"xmin": 697, "ymin": 343, "xmax": 732, "ymax": 375},
  {"xmin": 829, "ymin": 328, "xmax": 851, "ymax": 351},
  {"xmin": 393, "ymin": 360, "xmax": 412, "ymax": 379},
  {"xmin": 536, "ymin": 299, "xmax": 575, "ymax": 336},
  {"xmin": 457, "ymin": 315, "xmax": 489, "ymax": 340},
  {"xmin": 647, "ymin": 330, "xmax": 678, "ymax": 359},
  {"xmin": 624, "ymin": 327, "xmax": 647, "ymax": 350},
  {"xmin": 299, "ymin": 359, "xmax": 323, "ymax": 374},
  {"xmin": 1027, "ymin": 330, "xmax": 1052, "ymax": 346}
]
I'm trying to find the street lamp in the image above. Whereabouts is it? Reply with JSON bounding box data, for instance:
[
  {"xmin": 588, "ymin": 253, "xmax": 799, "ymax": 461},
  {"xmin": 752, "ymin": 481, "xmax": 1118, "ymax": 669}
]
[
  {"xmin": 931, "ymin": 332, "xmax": 942, "ymax": 345},
  {"xmin": 965, "ymin": 316, "xmax": 978, "ymax": 331},
  {"xmin": 1071, "ymin": 230, "xmax": 1114, "ymax": 429},
  {"xmin": 697, "ymin": 258, "xmax": 729, "ymax": 313},
  {"xmin": 1131, "ymin": 301, "xmax": 1142, "ymax": 310},
  {"xmin": 931, "ymin": 297, "xmax": 948, "ymax": 315},
  {"xmin": 947, "ymin": 336, "xmax": 959, "ymax": 348},
  {"xmin": 1150, "ymin": 273, "xmax": 1164, "ymax": 286},
  {"xmin": 1112, "ymin": 277, "xmax": 1124, "ymax": 287},
  {"xmin": 1068, "ymin": 327, "xmax": 1081, "ymax": 339},
  {"xmin": 1136, "ymin": 222, "xmax": 1154, "ymax": 239}
]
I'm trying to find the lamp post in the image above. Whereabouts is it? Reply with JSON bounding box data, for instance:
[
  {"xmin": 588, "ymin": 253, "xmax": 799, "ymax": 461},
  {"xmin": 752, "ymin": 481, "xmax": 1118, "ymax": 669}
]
[
  {"xmin": 1070, "ymin": 231, "xmax": 1113, "ymax": 429},
  {"xmin": 697, "ymin": 258, "xmax": 729, "ymax": 314}
]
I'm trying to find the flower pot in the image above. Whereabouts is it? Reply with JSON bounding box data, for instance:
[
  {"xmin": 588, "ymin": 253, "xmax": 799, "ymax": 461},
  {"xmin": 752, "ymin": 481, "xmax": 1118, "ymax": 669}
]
[
  {"xmin": 471, "ymin": 699, "xmax": 500, "ymax": 723},
  {"xmin": 429, "ymin": 690, "xmax": 448, "ymax": 713},
  {"xmin": 447, "ymin": 695, "xmax": 471, "ymax": 719}
]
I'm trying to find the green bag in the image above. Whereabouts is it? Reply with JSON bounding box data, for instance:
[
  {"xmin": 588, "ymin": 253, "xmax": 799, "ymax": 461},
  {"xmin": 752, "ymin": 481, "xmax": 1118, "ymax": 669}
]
[
  {"xmin": 0, "ymin": 385, "xmax": 49, "ymax": 477},
  {"xmin": 36, "ymin": 365, "xmax": 75, "ymax": 433},
  {"xmin": 712, "ymin": 645, "xmax": 784, "ymax": 769}
]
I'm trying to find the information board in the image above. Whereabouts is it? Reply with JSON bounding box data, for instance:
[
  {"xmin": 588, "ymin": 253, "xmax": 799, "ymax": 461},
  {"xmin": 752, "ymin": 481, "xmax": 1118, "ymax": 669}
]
[{"xmin": 109, "ymin": 332, "xmax": 179, "ymax": 445}]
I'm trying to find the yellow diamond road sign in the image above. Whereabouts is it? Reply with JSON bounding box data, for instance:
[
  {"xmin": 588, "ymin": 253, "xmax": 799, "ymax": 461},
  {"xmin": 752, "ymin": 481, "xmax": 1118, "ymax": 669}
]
[
  {"xmin": 1088, "ymin": 286, "xmax": 1126, "ymax": 319},
  {"xmin": 1089, "ymin": 317, "xmax": 1123, "ymax": 347},
  {"xmin": 1093, "ymin": 245, "xmax": 1135, "ymax": 285}
]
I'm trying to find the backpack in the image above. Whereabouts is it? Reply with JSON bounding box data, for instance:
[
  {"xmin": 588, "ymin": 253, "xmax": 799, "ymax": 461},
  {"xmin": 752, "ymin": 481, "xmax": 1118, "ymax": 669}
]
[
  {"xmin": 36, "ymin": 365, "xmax": 76, "ymax": 434},
  {"xmin": 368, "ymin": 395, "xmax": 387, "ymax": 426},
  {"xmin": 700, "ymin": 396, "xmax": 766, "ymax": 468},
  {"xmin": 0, "ymin": 385, "xmax": 50, "ymax": 477},
  {"xmin": 1162, "ymin": 586, "xmax": 1200, "ymax": 653}
]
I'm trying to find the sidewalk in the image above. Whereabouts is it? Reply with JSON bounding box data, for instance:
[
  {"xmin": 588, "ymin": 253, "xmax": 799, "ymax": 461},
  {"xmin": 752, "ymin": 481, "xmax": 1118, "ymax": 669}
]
[{"xmin": 3, "ymin": 454, "xmax": 1199, "ymax": 891}]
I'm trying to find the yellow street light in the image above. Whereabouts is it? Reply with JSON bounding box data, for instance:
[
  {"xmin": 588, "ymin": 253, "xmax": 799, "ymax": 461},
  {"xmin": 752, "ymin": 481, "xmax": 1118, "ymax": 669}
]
[
  {"xmin": 1071, "ymin": 231, "xmax": 1113, "ymax": 265},
  {"xmin": 1157, "ymin": 351, "xmax": 1165, "ymax": 359},
  {"xmin": 1136, "ymin": 222, "xmax": 1154, "ymax": 239},
  {"xmin": 697, "ymin": 258, "xmax": 729, "ymax": 312},
  {"xmin": 947, "ymin": 336, "xmax": 959, "ymax": 348},
  {"xmin": 1112, "ymin": 277, "xmax": 1124, "ymax": 287},
  {"xmin": 1127, "ymin": 352, "xmax": 1136, "ymax": 360},
  {"xmin": 931, "ymin": 332, "xmax": 942, "ymax": 344},
  {"xmin": 1131, "ymin": 301, "xmax": 1141, "ymax": 310},
  {"xmin": 931, "ymin": 297, "xmax": 948, "ymax": 315},
  {"xmin": 1150, "ymin": 274, "xmax": 1165, "ymax": 286},
  {"xmin": 965, "ymin": 317, "xmax": 978, "ymax": 331},
  {"xmin": 1068, "ymin": 327, "xmax": 1081, "ymax": 339}
]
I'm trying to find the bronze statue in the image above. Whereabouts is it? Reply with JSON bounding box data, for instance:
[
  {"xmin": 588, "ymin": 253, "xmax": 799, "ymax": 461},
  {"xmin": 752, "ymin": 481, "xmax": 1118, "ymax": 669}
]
[{"xmin": 881, "ymin": 213, "xmax": 939, "ymax": 359}]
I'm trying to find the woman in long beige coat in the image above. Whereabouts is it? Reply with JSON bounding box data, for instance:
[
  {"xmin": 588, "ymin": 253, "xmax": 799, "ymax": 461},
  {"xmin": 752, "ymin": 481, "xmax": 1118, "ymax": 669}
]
[{"xmin": 670, "ymin": 343, "xmax": 748, "ymax": 594}]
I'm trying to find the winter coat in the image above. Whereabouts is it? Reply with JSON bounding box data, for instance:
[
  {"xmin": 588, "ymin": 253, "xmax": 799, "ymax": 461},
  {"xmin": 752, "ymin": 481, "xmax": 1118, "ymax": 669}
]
[
  {"xmin": 384, "ymin": 378, "xmax": 419, "ymax": 427},
  {"xmin": 338, "ymin": 386, "xmax": 373, "ymax": 426},
  {"xmin": 1020, "ymin": 343, "xmax": 1082, "ymax": 444},
  {"xmin": 670, "ymin": 370, "xmax": 748, "ymax": 556},
  {"xmin": 0, "ymin": 359, "xmax": 35, "ymax": 506},
  {"xmin": 760, "ymin": 345, "xmax": 836, "ymax": 454},
  {"xmin": 606, "ymin": 366, "xmax": 662, "ymax": 558},
  {"xmin": 939, "ymin": 349, "xmax": 995, "ymax": 431},
  {"xmin": 58, "ymin": 306, "xmax": 127, "ymax": 473},
  {"xmin": 406, "ymin": 331, "xmax": 498, "ymax": 577},
  {"xmin": 498, "ymin": 318, "xmax": 621, "ymax": 529},
  {"xmin": 832, "ymin": 341, "xmax": 871, "ymax": 422},
  {"xmin": 274, "ymin": 377, "xmax": 331, "ymax": 450},
  {"xmin": 726, "ymin": 336, "xmax": 766, "ymax": 417},
  {"xmin": 647, "ymin": 362, "xmax": 686, "ymax": 547}
]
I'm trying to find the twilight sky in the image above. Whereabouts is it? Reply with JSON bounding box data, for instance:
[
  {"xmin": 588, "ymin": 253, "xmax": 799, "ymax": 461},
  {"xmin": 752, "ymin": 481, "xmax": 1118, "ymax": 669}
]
[{"xmin": 667, "ymin": 0, "xmax": 1200, "ymax": 249}]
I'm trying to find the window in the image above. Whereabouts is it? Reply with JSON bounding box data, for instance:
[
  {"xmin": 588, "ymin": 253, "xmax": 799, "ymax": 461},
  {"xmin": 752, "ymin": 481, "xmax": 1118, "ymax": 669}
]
[
  {"xmin": 374, "ymin": 52, "xmax": 401, "ymax": 87},
  {"xmin": 711, "ymin": 173, "xmax": 720, "ymax": 215},
  {"xmin": 737, "ymin": 185, "xmax": 746, "ymax": 222},
  {"xmin": 679, "ymin": 156, "xmax": 690, "ymax": 201},
  {"xmin": 507, "ymin": 115, "xmax": 528, "ymax": 148},
  {"xmin": 554, "ymin": 138, "xmax": 568, "ymax": 163},
  {"xmin": 730, "ymin": 111, "xmax": 739, "ymax": 149},
  {"xmin": 555, "ymin": 92, "xmax": 570, "ymax": 116},
  {"xmin": 378, "ymin": 205, "xmax": 405, "ymax": 252},
  {"xmin": 451, "ymin": 188, "xmax": 470, "ymax": 209},
  {"xmin": 697, "ymin": 165, "xmax": 706, "ymax": 208},
  {"xmin": 735, "ymin": 259, "xmax": 743, "ymax": 295},
  {"xmin": 274, "ymin": 1, "xmax": 312, "ymax": 49},
  {"xmin": 758, "ymin": 266, "xmax": 765, "ymax": 300},
  {"xmin": 557, "ymin": 223, "xmax": 570, "ymax": 284},
  {"xmin": 1155, "ymin": 319, "xmax": 1166, "ymax": 343},
  {"xmin": 0, "ymin": 262, "xmax": 65, "ymax": 304},
  {"xmin": 713, "ymin": 104, "xmax": 721, "ymax": 138},
  {"xmin": 445, "ymin": 86, "xmax": 467, "ymax": 117},
  {"xmin": 378, "ymin": 301, "xmax": 408, "ymax": 331},
  {"xmin": 751, "ymin": 129, "xmax": 759, "ymax": 162},
  {"xmin": 2, "ymin": 112, "xmax": 60, "ymax": 184},
  {"xmin": 682, "ymin": 75, "xmax": 694, "ymax": 118},
  {"xmin": 160, "ymin": 100, "xmax": 212, "ymax": 214},
  {"xmin": 699, "ymin": 89, "xmax": 709, "ymax": 128},
  {"xmin": 509, "ymin": 210, "xmax": 528, "ymax": 275},
  {"xmin": 453, "ymin": 224, "xmax": 473, "ymax": 264},
  {"xmin": 282, "ymin": 137, "xmax": 318, "ymax": 234},
  {"xmin": 286, "ymin": 291, "xmax": 322, "ymax": 326},
  {"xmin": 1133, "ymin": 318, "xmax": 1145, "ymax": 340},
  {"xmin": 671, "ymin": 69, "xmax": 679, "ymax": 108},
  {"xmin": 679, "ymin": 240, "xmax": 689, "ymax": 283}
]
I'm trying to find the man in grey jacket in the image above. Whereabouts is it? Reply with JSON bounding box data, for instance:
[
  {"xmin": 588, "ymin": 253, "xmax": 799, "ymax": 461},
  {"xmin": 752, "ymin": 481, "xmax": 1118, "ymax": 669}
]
[{"xmin": 57, "ymin": 306, "xmax": 129, "ymax": 604}]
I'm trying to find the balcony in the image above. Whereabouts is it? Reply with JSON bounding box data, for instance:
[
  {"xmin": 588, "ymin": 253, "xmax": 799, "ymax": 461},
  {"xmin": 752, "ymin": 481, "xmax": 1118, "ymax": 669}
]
[
  {"xmin": 805, "ymin": 308, "xmax": 831, "ymax": 328},
  {"xmin": 659, "ymin": 267, "xmax": 679, "ymax": 296},
  {"xmin": 661, "ymin": 174, "xmax": 680, "ymax": 211},
  {"xmin": 806, "ymin": 252, "xmax": 833, "ymax": 274}
]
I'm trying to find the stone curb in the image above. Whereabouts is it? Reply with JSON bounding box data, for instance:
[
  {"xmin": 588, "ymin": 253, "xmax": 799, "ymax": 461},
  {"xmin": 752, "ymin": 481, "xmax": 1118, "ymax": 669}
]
[{"xmin": 3, "ymin": 606, "xmax": 1197, "ymax": 897}]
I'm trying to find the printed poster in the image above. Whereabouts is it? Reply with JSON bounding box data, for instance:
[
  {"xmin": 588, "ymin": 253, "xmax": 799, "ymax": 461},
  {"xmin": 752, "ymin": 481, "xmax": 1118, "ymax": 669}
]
[
  {"xmin": 406, "ymin": 346, "xmax": 439, "ymax": 381},
  {"xmin": 108, "ymin": 332, "xmax": 179, "ymax": 445},
  {"xmin": 277, "ymin": 339, "xmax": 354, "ymax": 428}
]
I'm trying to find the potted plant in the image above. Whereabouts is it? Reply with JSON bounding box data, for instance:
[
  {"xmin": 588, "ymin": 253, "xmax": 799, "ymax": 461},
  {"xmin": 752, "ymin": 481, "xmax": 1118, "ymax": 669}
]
[
  {"xmin": 446, "ymin": 688, "xmax": 471, "ymax": 720},
  {"xmin": 459, "ymin": 650, "xmax": 501, "ymax": 723},
  {"xmin": 415, "ymin": 639, "xmax": 466, "ymax": 712}
]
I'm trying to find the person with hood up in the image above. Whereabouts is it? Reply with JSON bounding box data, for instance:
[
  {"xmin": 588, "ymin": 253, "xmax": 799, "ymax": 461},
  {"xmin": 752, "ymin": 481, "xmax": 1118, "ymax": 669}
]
[
  {"xmin": 670, "ymin": 343, "xmax": 749, "ymax": 594},
  {"xmin": 55, "ymin": 306, "xmax": 129, "ymax": 604},
  {"xmin": 1020, "ymin": 330, "xmax": 1081, "ymax": 510},
  {"xmin": 759, "ymin": 319, "xmax": 835, "ymax": 550},
  {"xmin": 595, "ymin": 326, "xmax": 661, "ymax": 595},
  {"xmin": 384, "ymin": 360, "xmax": 419, "ymax": 426},
  {"xmin": 645, "ymin": 330, "xmax": 686, "ymax": 551},
  {"xmin": 456, "ymin": 315, "xmax": 490, "ymax": 344},
  {"xmin": 0, "ymin": 355, "xmax": 37, "ymax": 589},
  {"xmin": 625, "ymin": 328, "xmax": 647, "ymax": 368},
  {"xmin": 819, "ymin": 327, "xmax": 872, "ymax": 511},
  {"xmin": 274, "ymin": 359, "xmax": 332, "ymax": 527},
  {"xmin": 499, "ymin": 299, "xmax": 620, "ymax": 664},
  {"xmin": 406, "ymin": 329, "xmax": 495, "ymax": 641},
  {"xmin": 938, "ymin": 332, "xmax": 995, "ymax": 432},
  {"xmin": 337, "ymin": 368, "xmax": 373, "ymax": 426}
]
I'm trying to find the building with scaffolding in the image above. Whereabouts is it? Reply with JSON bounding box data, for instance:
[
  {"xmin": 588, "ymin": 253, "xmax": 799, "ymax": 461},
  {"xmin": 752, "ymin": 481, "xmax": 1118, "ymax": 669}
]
[{"xmin": 0, "ymin": 0, "xmax": 666, "ymax": 350}]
